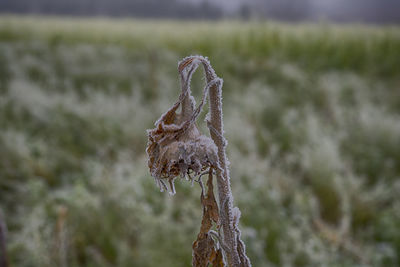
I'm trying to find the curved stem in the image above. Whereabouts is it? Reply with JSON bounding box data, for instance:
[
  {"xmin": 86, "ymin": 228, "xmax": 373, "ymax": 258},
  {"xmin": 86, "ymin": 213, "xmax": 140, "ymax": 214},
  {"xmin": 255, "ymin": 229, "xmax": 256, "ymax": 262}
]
[
  {"xmin": 178, "ymin": 56, "xmax": 251, "ymax": 267},
  {"xmin": 201, "ymin": 57, "xmax": 251, "ymax": 266},
  {"xmin": 203, "ymin": 65, "xmax": 240, "ymax": 267}
]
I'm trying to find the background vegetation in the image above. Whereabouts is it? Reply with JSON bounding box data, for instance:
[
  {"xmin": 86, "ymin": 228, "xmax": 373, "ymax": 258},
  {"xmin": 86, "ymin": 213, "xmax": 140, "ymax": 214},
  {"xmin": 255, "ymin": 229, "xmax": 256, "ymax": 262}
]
[{"xmin": 0, "ymin": 16, "xmax": 399, "ymax": 266}]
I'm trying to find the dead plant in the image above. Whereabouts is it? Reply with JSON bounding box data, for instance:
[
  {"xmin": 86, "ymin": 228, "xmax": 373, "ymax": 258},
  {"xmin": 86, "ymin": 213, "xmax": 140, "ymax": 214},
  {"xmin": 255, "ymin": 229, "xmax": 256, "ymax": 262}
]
[{"xmin": 146, "ymin": 56, "xmax": 251, "ymax": 267}]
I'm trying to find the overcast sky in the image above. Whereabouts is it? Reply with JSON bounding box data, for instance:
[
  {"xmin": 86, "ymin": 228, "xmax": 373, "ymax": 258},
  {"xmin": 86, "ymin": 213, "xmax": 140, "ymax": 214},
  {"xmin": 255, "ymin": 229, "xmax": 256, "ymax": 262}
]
[
  {"xmin": 188, "ymin": 0, "xmax": 400, "ymax": 16},
  {"xmin": 1, "ymin": 0, "xmax": 399, "ymax": 23}
]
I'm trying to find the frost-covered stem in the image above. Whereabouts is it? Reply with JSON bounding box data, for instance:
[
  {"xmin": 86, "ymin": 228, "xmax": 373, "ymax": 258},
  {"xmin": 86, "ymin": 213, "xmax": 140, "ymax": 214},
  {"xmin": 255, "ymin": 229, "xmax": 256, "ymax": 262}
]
[
  {"xmin": 176, "ymin": 55, "xmax": 251, "ymax": 266},
  {"xmin": 198, "ymin": 59, "xmax": 248, "ymax": 267},
  {"xmin": 206, "ymin": 71, "xmax": 239, "ymax": 267}
]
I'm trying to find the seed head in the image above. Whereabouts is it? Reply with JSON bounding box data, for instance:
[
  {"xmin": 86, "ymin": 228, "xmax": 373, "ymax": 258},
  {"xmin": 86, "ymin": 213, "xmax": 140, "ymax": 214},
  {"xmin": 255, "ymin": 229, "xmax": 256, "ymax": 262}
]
[{"xmin": 146, "ymin": 56, "xmax": 219, "ymax": 195}]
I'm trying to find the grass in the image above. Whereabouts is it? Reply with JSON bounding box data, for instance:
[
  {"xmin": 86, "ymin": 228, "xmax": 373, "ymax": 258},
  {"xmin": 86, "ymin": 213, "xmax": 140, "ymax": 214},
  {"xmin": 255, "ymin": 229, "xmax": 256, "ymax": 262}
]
[{"xmin": 0, "ymin": 15, "xmax": 399, "ymax": 266}]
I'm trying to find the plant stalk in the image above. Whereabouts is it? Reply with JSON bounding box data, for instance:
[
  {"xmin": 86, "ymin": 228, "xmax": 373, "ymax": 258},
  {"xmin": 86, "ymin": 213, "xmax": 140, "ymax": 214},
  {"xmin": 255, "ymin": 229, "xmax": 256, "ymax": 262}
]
[
  {"xmin": 175, "ymin": 55, "xmax": 251, "ymax": 266},
  {"xmin": 200, "ymin": 58, "xmax": 250, "ymax": 267}
]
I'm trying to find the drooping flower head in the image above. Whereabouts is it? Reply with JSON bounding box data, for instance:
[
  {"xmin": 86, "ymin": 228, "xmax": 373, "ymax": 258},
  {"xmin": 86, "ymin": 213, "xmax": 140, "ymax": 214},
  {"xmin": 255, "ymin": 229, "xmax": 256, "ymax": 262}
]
[{"xmin": 146, "ymin": 56, "xmax": 220, "ymax": 194}]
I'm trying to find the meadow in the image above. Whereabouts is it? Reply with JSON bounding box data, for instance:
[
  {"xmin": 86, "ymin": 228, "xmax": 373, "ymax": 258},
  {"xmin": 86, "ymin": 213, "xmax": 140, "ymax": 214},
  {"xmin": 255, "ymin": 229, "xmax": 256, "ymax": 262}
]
[{"xmin": 0, "ymin": 16, "xmax": 399, "ymax": 266}]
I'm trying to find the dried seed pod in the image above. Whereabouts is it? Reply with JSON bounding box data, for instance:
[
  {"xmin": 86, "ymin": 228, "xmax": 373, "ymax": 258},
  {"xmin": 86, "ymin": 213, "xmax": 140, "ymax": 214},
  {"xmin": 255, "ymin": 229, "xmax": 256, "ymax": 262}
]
[{"xmin": 146, "ymin": 57, "xmax": 219, "ymax": 195}]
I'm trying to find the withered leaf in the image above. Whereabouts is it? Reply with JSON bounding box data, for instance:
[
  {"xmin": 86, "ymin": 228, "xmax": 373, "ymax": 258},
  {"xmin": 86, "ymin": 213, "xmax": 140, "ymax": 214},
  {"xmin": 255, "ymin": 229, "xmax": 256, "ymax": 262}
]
[{"xmin": 192, "ymin": 171, "xmax": 224, "ymax": 267}]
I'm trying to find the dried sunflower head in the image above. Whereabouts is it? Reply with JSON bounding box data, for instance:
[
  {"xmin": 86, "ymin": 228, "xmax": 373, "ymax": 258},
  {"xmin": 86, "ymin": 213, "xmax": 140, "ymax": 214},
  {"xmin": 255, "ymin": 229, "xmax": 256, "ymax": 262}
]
[
  {"xmin": 146, "ymin": 57, "xmax": 219, "ymax": 195},
  {"xmin": 146, "ymin": 56, "xmax": 251, "ymax": 266}
]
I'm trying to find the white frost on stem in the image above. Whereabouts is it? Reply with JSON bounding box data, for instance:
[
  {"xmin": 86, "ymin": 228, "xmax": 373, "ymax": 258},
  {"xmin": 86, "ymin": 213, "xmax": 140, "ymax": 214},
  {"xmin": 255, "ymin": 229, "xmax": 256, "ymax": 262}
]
[
  {"xmin": 179, "ymin": 55, "xmax": 251, "ymax": 267},
  {"xmin": 146, "ymin": 55, "xmax": 251, "ymax": 267}
]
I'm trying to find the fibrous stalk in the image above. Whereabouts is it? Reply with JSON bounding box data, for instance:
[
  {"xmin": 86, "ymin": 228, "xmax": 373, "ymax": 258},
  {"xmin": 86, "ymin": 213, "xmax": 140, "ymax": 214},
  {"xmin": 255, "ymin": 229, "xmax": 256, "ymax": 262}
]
[{"xmin": 146, "ymin": 55, "xmax": 251, "ymax": 266}]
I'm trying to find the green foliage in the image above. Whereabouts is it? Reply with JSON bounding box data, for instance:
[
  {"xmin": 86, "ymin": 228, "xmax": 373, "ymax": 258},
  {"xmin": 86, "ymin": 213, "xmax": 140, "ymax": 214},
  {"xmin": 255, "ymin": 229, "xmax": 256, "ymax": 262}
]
[{"xmin": 0, "ymin": 16, "xmax": 399, "ymax": 266}]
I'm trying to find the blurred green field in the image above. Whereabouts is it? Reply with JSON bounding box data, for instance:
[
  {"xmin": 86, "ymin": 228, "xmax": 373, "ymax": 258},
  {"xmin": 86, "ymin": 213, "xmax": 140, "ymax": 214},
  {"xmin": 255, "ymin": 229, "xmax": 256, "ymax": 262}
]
[{"xmin": 0, "ymin": 16, "xmax": 399, "ymax": 266}]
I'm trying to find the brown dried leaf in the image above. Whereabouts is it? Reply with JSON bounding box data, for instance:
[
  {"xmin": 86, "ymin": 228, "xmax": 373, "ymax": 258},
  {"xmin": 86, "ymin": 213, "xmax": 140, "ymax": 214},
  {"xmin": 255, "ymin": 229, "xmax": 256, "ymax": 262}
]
[
  {"xmin": 210, "ymin": 248, "xmax": 225, "ymax": 267},
  {"xmin": 192, "ymin": 234, "xmax": 215, "ymax": 267},
  {"xmin": 192, "ymin": 170, "xmax": 224, "ymax": 267}
]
